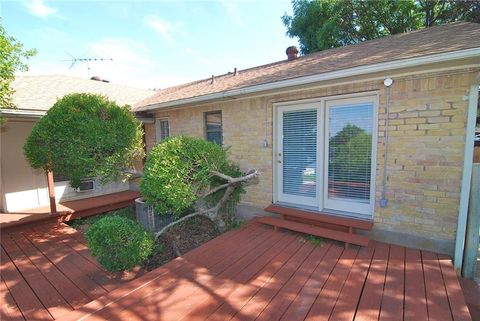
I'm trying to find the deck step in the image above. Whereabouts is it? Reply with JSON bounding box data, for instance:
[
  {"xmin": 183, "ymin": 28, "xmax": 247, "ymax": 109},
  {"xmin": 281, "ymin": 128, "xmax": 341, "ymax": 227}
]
[
  {"xmin": 264, "ymin": 204, "xmax": 373, "ymax": 230},
  {"xmin": 256, "ymin": 216, "xmax": 369, "ymax": 247}
]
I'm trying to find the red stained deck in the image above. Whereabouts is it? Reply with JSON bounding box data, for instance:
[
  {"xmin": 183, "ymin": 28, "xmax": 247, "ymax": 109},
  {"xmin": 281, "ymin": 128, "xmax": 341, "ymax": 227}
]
[
  {"xmin": 0, "ymin": 190, "xmax": 139, "ymax": 229},
  {"xmin": 1, "ymin": 221, "xmax": 472, "ymax": 321}
]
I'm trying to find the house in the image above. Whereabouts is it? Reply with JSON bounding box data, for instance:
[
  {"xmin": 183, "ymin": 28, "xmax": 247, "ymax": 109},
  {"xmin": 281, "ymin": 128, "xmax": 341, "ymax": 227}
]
[
  {"xmin": 135, "ymin": 22, "xmax": 480, "ymax": 265},
  {"xmin": 0, "ymin": 75, "xmax": 153, "ymax": 213}
]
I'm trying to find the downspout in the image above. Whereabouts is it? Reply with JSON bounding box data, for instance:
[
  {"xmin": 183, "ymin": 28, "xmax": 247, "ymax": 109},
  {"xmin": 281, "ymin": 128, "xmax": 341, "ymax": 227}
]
[
  {"xmin": 380, "ymin": 78, "xmax": 393, "ymax": 208},
  {"xmin": 454, "ymin": 73, "xmax": 480, "ymax": 272}
]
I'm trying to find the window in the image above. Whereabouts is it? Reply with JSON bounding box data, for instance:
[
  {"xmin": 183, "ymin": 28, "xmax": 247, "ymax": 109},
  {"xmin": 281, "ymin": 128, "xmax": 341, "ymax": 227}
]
[
  {"xmin": 53, "ymin": 173, "xmax": 69, "ymax": 182},
  {"xmin": 156, "ymin": 119, "xmax": 170, "ymax": 142},
  {"xmin": 205, "ymin": 111, "xmax": 222, "ymax": 145}
]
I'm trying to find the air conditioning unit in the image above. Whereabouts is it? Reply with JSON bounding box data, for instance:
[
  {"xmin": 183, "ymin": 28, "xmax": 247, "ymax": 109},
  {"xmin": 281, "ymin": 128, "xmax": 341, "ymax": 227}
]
[{"xmin": 75, "ymin": 179, "xmax": 95, "ymax": 192}]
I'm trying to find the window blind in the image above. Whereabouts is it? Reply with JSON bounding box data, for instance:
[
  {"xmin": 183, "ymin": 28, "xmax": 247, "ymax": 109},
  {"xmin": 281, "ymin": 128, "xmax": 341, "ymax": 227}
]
[
  {"xmin": 327, "ymin": 103, "xmax": 373, "ymax": 202},
  {"xmin": 282, "ymin": 109, "xmax": 317, "ymax": 198},
  {"xmin": 156, "ymin": 119, "xmax": 169, "ymax": 142}
]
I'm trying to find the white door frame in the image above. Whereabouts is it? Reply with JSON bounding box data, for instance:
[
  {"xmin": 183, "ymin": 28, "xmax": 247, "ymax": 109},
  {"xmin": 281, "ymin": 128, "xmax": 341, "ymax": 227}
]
[
  {"xmin": 273, "ymin": 92, "xmax": 378, "ymax": 219},
  {"xmin": 274, "ymin": 102, "xmax": 322, "ymax": 207}
]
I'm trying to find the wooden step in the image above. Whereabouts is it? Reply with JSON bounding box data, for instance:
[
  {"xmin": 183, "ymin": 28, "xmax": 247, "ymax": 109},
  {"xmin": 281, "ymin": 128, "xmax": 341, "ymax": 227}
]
[
  {"xmin": 256, "ymin": 216, "xmax": 369, "ymax": 247},
  {"xmin": 265, "ymin": 204, "xmax": 373, "ymax": 231}
]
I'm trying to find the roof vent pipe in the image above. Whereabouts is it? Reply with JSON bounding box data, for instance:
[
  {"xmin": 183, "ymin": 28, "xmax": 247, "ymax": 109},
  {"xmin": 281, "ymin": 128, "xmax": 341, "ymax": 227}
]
[
  {"xmin": 286, "ymin": 46, "xmax": 299, "ymax": 61},
  {"xmin": 234, "ymin": 67, "xmax": 238, "ymax": 76},
  {"xmin": 210, "ymin": 75, "xmax": 215, "ymax": 84}
]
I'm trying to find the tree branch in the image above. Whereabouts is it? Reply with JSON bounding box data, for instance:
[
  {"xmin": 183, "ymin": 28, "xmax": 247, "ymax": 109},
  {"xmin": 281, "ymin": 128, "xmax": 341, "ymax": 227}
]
[{"xmin": 154, "ymin": 169, "xmax": 258, "ymax": 240}]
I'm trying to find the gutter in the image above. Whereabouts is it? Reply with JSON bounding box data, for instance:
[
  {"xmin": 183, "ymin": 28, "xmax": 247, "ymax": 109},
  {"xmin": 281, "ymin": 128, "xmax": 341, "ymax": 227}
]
[
  {"xmin": 0, "ymin": 109, "xmax": 46, "ymax": 118},
  {"xmin": 0, "ymin": 108, "xmax": 156, "ymax": 124},
  {"xmin": 454, "ymin": 73, "xmax": 480, "ymax": 273},
  {"xmin": 138, "ymin": 47, "xmax": 480, "ymax": 111}
]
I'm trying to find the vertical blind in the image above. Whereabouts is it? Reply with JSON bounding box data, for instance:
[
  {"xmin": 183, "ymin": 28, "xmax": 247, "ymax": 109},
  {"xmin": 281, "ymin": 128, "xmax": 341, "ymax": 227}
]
[
  {"xmin": 327, "ymin": 103, "xmax": 373, "ymax": 202},
  {"xmin": 156, "ymin": 119, "xmax": 170, "ymax": 142},
  {"xmin": 282, "ymin": 109, "xmax": 317, "ymax": 198}
]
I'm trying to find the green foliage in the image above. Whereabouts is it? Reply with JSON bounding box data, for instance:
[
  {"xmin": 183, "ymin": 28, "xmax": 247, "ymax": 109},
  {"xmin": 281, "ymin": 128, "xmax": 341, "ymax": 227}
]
[
  {"xmin": 68, "ymin": 206, "xmax": 135, "ymax": 229},
  {"xmin": 23, "ymin": 93, "xmax": 144, "ymax": 188},
  {"xmin": 85, "ymin": 216, "xmax": 153, "ymax": 272},
  {"xmin": 140, "ymin": 136, "xmax": 245, "ymax": 220},
  {"xmin": 283, "ymin": 0, "xmax": 480, "ymax": 54},
  {"xmin": 329, "ymin": 124, "xmax": 372, "ymax": 183},
  {"xmin": 306, "ymin": 234, "xmax": 325, "ymax": 247},
  {"xmin": 0, "ymin": 20, "xmax": 37, "ymax": 110}
]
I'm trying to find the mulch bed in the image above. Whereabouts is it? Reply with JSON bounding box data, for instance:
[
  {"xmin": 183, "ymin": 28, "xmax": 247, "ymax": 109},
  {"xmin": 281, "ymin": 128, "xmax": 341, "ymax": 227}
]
[{"xmin": 142, "ymin": 216, "xmax": 220, "ymax": 271}]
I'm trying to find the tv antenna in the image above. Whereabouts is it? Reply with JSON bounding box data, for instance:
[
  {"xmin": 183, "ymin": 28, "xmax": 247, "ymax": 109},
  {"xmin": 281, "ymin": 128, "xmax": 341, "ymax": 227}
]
[{"xmin": 63, "ymin": 53, "xmax": 113, "ymax": 76}]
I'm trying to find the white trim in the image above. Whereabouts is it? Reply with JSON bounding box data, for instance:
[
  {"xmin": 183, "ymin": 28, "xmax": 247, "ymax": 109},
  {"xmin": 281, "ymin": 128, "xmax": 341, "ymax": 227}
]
[
  {"xmin": 0, "ymin": 109, "xmax": 46, "ymax": 118},
  {"xmin": 155, "ymin": 117, "xmax": 170, "ymax": 143},
  {"xmin": 454, "ymin": 75, "xmax": 480, "ymax": 272},
  {"xmin": 140, "ymin": 48, "xmax": 480, "ymax": 111}
]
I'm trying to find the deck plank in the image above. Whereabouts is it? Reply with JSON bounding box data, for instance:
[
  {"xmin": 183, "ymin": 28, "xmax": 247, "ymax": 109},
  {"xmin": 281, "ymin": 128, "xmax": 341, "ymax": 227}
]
[
  {"xmin": 0, "ymin": 277, "xmax": 25, "ymax": 321},
  {"xmin": 354, "ymin": 242, "xmax": 390, "ymax": 321},
  {"xmin": 68, "ymin": 225, "xmax": 271, "ymax": 321},
  {"xmin": 1, "ymin": 234, "xmax": 73, "ymax": 319},
  {"xmin": 404, "ymin": 248, "xmax": 428, "ymax": 321},
  {"xmin": 437, "ymin": 255, "xmax": 472, "ymax": 321},
  {"xmin": 278, "ymin": 244, "xmax": 345, "ymax": 321},
  {"xmin": 321, "ymin": 242, "xmax": 375, "ymax": 321},
  {"xmin": 230, "ymin": 240, "xmax": 316, "ymax": 321},
  {"xmin": 422, "ymin": 251, "xmax": 453, "ymax": 321},
  {"xmin": 303, "ymin": 246, "xmax": 359, "ymax": 321},
  {"xmin": 10, "ymin": 231, "xmax": 91, "ymax": 309},
  {"xmin": 112, "ymin": 229, "xmax": 288, "ymax": 321},
  {"xmin": 379, "ymin": 245, "xmax": 405, "ymax": 321},
  {"xmin": 0, "ymin": 247, "xmax": 52, "ymax": 320}
]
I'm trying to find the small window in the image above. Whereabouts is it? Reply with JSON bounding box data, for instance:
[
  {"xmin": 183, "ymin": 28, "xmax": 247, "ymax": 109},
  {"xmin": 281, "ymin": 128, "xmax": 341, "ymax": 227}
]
[
  {"xmin": 205, "ymin": 111, "xmax": 222, "ymax": 145},
  {"xmin": 156, "ymin": 119, "xmax": 170, "ymax": 142}
]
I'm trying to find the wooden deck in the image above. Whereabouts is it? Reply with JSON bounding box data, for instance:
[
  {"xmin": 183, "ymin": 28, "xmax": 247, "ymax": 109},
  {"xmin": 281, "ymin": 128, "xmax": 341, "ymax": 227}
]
[
  {"xmin": 0, "ymin": 190, "xmax": 140, "ymax": 229},
  {"xmin": 1, "ymin": 222, "xmax": 139, "ymax": 320},
  {"xmin": 1, "ymin": 221, "xmax": 472, "ymax": 321}
]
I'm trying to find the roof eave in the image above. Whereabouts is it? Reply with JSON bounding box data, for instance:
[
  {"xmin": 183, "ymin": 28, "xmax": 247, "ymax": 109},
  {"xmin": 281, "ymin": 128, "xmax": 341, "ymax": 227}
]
[
  {"xmin": 138, "ymin": 47, "xmax": 480, "ymax": 112},
  {"xmin": 0, "ymin": 109, "xmax": 46, "ymax": 118}
]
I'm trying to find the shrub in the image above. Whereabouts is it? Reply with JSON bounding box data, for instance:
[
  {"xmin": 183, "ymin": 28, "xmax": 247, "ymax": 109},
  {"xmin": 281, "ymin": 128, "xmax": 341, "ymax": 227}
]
[
  {"xmin": 85, "ymin": 216, "xmax": 153, "ymax": 272},
  {"xmin": 23, "ymin": 93, "xmax": 144, "ymax": 188},
  {"xmin": 140, "ymin": 136, "xmax": 245, "ymax": 220}
]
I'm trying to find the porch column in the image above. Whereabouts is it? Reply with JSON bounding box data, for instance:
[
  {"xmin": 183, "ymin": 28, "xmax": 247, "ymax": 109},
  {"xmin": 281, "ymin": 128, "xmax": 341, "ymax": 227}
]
[{"xmin": 47, "ymin": 170, "xmax": 57, "ymax": 214}]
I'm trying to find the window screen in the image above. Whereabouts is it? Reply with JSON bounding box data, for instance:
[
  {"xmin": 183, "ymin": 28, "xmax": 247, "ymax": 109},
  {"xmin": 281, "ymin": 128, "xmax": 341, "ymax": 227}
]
[
  {"xmin": 205, "ymin": 111, "xmax": 222, "ymax": 145},
  {"xmin": 327, "ymin": 103, "xmax": 373, "ymax": 202}
]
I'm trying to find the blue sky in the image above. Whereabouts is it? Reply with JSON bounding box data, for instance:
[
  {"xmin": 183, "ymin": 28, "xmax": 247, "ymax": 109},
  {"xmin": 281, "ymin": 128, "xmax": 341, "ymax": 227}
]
[{"xmin": 2, "ymin": 0, "xmax": 297, "ymax": 89}]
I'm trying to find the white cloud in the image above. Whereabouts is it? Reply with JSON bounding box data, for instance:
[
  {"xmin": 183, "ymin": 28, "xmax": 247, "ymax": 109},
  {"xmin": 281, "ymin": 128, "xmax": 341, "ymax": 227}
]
[
  {"xmin": 23, "ymin": 37, "xmax": 192, "ymax": 89},
  {"xmin": 24, "ymin": 0, "xmax": 58, "ymax": 18},
  {"xmin": 143, "ymin": 15, "xmax": 181, "ymax": 45}
]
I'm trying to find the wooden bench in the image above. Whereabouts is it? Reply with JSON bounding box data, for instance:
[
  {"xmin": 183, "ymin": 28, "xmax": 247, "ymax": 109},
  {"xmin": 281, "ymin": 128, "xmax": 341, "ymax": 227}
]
[{"xmin": 258, "ymin": 204, "xmax": 373, "ymax": 247}]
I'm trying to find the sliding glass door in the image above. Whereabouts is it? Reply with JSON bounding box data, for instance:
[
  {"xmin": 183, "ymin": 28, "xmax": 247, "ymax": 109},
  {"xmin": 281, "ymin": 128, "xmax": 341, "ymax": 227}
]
[{"xmin": 275, "ymin": 95, "xmax": 377, "ymax": 219}]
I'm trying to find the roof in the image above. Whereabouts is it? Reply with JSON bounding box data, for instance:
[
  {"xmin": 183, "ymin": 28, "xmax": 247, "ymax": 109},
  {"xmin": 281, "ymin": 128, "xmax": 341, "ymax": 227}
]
[
  {"xmin": 136, "ymin": 22, "xmax": 480, "ymax": 111},
  {"xmin": 11, "ymin": 75, "xmax": 153, "ymax": 112}
]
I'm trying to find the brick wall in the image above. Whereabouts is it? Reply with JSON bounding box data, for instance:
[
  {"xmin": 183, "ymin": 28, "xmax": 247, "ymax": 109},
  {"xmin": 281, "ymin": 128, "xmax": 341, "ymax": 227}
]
[{"xmin": 151, "ymin": 68, "xmax": 477, "ymax": 245}]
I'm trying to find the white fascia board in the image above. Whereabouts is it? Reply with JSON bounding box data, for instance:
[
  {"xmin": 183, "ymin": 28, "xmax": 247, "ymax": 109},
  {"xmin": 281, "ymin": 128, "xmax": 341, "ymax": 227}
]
[
  {"xmin": 140, "ymin": 47, "xmax": 480, "ymax": 111},
  {"xmin": 0, "ymin": 109, "xmax": 46, "ymax": 118}
]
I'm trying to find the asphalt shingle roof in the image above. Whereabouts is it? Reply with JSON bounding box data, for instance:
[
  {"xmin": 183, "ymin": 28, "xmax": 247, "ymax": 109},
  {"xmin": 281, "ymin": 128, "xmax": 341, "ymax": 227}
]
[
  {"xmin": 12, "ymin": 75, "xmax": 153, "ymax": 111},
  {"xmin": 136, "ymin": 22, "xmax": 480, "ymax": 111}
]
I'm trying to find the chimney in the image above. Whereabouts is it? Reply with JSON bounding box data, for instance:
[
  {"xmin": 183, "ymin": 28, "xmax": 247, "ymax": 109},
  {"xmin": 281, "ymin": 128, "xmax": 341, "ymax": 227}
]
[{"xmin": 286, "ymin": 46, "xmax": 299, "ymax": 61}]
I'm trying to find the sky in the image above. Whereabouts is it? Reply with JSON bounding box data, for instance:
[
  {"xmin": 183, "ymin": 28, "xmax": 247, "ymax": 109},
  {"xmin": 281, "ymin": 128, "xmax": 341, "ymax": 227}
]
[{"xmin": 1, "ymin": 0, "xmax": 297, "ymax": 90}]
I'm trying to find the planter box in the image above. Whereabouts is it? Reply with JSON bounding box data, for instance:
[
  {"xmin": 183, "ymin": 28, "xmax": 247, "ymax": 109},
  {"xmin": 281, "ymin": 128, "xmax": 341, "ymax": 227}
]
[{"xmin": 134, "ymin": 198, "xmax": 175, "ymax": 232}]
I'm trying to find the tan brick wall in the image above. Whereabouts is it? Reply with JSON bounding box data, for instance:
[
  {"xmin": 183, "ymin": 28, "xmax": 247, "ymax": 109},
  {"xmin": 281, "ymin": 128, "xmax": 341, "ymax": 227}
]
[{"xmin": 151, "ymin": 68, "xmax": 478, "ymax": 243}]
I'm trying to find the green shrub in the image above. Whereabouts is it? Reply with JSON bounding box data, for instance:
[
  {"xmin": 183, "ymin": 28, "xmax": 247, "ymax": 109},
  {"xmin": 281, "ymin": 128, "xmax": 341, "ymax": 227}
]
[
  {"xmin": 23, "ymin": 93, "xmax": 144, "ymax": 188},
  {"xmin": 140, "ymin": 136, "xmax": 245, "ymax": 220},
  {"xmin": 85, "ymin": 216, "xmax": 153, "ymax": 272}
]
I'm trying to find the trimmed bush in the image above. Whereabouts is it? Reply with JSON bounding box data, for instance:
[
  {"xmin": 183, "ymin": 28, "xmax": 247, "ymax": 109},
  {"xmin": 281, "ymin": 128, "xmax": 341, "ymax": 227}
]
[
  {"xmin": 85, "ymin": 216, "xmax": 153, "ymax": 272},
  {"xmin": 140, "ymin": 136, "xmax": 233, "ymax": 217},
  {"xmin": 23, "ymin": 93, "xmax": 144, "ymax": 188}
]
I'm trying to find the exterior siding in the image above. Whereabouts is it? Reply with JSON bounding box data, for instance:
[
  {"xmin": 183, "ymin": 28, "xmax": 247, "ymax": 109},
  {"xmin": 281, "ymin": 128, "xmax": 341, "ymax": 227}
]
[{"xmin": 150, "ymin": 68, "xmax": 477, "ymax": 245}]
